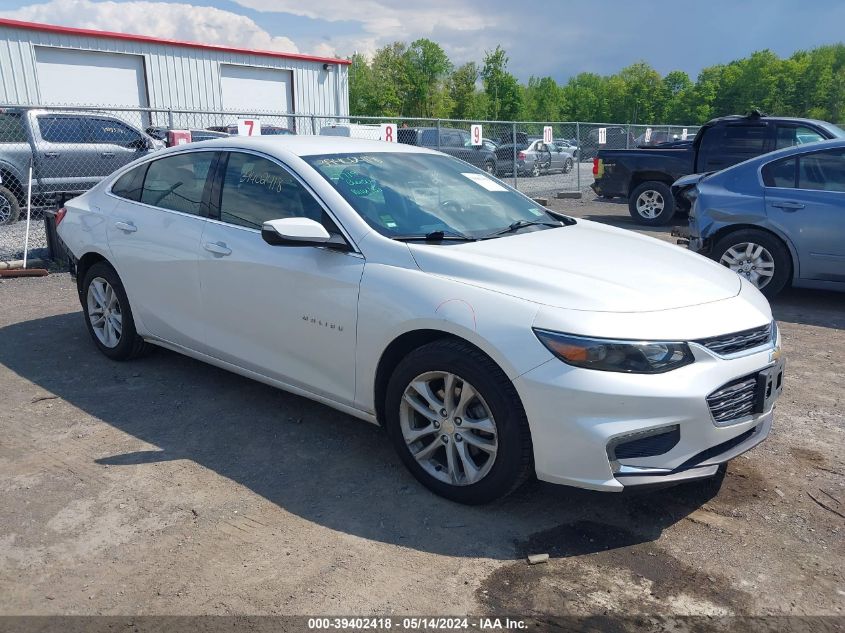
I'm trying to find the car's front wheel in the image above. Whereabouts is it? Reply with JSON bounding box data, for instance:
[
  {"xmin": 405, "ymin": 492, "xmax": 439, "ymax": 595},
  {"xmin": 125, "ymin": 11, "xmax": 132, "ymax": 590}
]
[
  {"xmin": 0, "ymin": 186, "xmax": 21, "ymax": 226},
  {"xmin": 385, "ymin": 339, "xmax": 533, "ymax": 504},
  {"xmin": 563, "ymin": 158, "xmax": 574, "ymax": 174},
  {"xmin": 711, "ymin": 229, "xmax": 791, "ymax": 298},
  {"xmin": 483, "ymin": 160, "xmax": 496, "ymax": 175},
  {"xmin": 530, "ymin": 161, "xmax": 541, "ymax": 177},
  {"xmin": 82, "ymin": 261, "xmax": 150, "ymax": 360}
]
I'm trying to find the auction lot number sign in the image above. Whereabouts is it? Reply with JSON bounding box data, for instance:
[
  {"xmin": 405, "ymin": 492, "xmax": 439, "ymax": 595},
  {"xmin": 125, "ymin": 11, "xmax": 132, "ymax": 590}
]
[{"xmin": 237, "ymin": 118, "xmax": 261, "ymax": 136}]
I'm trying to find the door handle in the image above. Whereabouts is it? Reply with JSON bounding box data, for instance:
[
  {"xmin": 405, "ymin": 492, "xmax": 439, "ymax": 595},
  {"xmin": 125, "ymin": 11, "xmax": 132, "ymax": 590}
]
[
  {"xmin": 114, "ymin": 221, "xmax": 137, "ymax": 233},
  {"xmin": 203, "ymin": 241, "xmax": 232, "ymax": 256},
  {"xmin": 771, "ymin": 201, "xmax": 805, "ymax": 211},
  {"xmin": 43, "ymin": 152, "xmax": 59, "ymax": 158},
  {"xmin": 100, "ymin": 152, "xmax": 115, "ymax": 158}
]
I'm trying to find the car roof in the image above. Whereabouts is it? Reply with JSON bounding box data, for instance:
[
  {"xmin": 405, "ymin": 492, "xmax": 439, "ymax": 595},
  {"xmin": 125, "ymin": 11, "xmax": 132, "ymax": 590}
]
[{"xmin": 159, "ymin": 134, "xmax": 442, "ymax": 157}]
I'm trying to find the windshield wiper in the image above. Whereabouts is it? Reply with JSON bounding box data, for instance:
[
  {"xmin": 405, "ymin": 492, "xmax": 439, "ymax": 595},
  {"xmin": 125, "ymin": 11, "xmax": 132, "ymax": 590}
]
[
  {"xmin": 480, "ymin": 219, "xmax": 562, "ymax": 240},
  {"xmin": 392, "ymin": 230, "xmax": 476, "ymax": 242}
]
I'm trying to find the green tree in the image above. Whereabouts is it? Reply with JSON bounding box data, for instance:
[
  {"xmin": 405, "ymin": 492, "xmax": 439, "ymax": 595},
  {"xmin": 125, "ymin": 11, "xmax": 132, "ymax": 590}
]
[
  {"xmin": 448, "ymin": 62, "xmax": 486, "ymax": 120},
  {"xmin": 482, "ymin": 46, "xmax": 522, "ymax": 120},
  {"xmin": 403, "ymin": 38, "xmax": 453, "ymax": 117},
  {"xmin": 521, "ymin": 76, "xmax": 564, "ymax": 121}
]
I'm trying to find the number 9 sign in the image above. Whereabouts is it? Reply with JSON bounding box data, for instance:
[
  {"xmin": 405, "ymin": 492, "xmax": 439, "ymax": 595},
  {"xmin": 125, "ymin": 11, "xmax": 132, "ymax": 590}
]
[
  {"xmin": 471, "ymin": 124, "xmax": 483, "ymax": 146},
  {"xmin": 380, "ymin": 123, "xmax": 397, "ymax": 143}
]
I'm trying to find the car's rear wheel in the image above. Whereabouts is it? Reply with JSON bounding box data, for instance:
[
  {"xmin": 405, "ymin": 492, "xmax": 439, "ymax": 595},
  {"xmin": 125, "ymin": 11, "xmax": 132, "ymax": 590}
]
[
  {"xmin": 0, "ymin": 186, "xmax": 21, "ymax": 226},
  {"xmin": 712, "ymin": 230, "xmax": 791, "ymax": 298},
  {"xmin": 385, "ymin": 339, "xmax": 533, "ymax": 504},
  {"xmin": 82, "ymin": 261, "xmax": 150, "ymax": 360},
  {"xmin": 483, "ymin": 160, "xmax": 496, "ymax": 175},
  {"xmin": 629, "ymin": 181, "xmax": 675, "ymax": 225}
]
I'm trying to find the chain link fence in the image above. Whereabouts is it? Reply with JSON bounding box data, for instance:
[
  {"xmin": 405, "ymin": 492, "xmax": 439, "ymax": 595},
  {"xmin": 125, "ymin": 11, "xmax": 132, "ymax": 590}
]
[{"xmin": 0, "ymin": 103, "xmax": 700, "ymax": 263}]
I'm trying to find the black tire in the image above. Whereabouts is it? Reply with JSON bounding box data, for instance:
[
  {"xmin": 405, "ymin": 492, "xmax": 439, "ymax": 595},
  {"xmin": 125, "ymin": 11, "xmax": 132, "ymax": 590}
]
[
  {"xmin": 384, "ymin": 339, "xmax": 533, "ymax": 504},
  {"xmin": 0, "ymin": 185, "xmax": 21, "ymax": 226},
  {"xmin": 483, "ymin": 160, "xmax": 496, "ymax": 175},
  {"xmin": 628, "ymin": 181, "xmax": 675, "ymax": 225},
  {"xmin": 530, "ymin": 161, "xmax": 541, "ymax": 178},
  {"xmin": 563, "ymin": 158, "xmax": 574, "ymax": 174},
  {"xmin": 711, "ymin": 229, "xmax": 792, "ymax": 298},
  {"xmin": 81, "ymin": 261, "xmax": 151, "ymax": 360}
]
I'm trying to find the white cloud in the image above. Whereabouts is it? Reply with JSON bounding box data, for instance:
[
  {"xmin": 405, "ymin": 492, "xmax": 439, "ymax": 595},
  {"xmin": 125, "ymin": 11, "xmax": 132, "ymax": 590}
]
[
  {"xmin": 232, "ymin": 0, "xmax": 496, "ymax": 42},
  {"xmin": 1, "ymin": 0, "xmax": 300, "ymax": 53}
]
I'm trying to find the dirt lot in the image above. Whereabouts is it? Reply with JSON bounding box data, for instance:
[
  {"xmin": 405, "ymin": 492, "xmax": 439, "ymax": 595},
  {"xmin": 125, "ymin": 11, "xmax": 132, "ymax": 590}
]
[{"xmin": 0, "ymin": 196, "xmax": 843, "ymax": 626}]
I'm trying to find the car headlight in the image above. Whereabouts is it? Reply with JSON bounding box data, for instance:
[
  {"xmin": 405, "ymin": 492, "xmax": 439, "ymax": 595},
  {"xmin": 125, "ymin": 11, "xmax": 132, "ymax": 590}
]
[{"xmin": 533, "ymin": 329, "xmax": 694, "ymax": 374}]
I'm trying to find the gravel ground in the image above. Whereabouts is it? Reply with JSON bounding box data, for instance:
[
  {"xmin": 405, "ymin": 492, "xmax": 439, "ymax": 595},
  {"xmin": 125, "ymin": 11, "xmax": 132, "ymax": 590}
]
[
  {"xmin": 0, "ymin": 196, "xmax": 843, "ymax": 628},
  {"xmin": 0, "ymin": 213, "xmax": 48, "ymax": 263}
]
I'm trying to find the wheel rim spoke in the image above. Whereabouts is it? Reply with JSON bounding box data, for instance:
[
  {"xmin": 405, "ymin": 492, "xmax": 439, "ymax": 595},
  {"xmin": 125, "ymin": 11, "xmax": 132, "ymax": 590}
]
[
  {"xmin": 86, "ymin": 277, "xmax": 122, "ymax": 349},
  {"xmin": 399, "ymin": 370, "xmax": 498, "ymax": 487}
]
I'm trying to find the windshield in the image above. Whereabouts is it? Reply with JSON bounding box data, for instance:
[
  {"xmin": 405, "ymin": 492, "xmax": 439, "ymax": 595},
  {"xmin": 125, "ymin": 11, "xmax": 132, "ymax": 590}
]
[{"xmin": 304, "ymin": 152, "xmax": 564, "ymax": 239}]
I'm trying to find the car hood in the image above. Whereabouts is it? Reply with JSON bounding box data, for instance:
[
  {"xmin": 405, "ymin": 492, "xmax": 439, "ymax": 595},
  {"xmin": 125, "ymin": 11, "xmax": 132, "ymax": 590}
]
[{"xmin": 408, "ymin": 220, "xmax": 742, "ymax": 313}]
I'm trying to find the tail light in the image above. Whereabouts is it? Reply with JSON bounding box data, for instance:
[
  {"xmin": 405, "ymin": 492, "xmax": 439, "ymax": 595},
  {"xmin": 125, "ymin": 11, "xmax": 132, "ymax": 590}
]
[
  {"xmin": 55, "ymin": 206, "xmax": 67, "ymax": 226},
  {"xmin": 592, "ymin": 158, "xmax": 600, "ymax": 175},
  {"xmin": 517, "ymin": 151, "xmax": 526, "ymax": 161}
]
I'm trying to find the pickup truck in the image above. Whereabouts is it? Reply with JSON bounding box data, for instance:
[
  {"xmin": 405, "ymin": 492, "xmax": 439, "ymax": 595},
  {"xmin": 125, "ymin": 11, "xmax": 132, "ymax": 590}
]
[
  {"xmin": 590, "ymin": 112, "xmax": 845, "ymax": 225},
  {"xmin": 0, "ymin": 108, "xmax": 160, "ymax": 224}
]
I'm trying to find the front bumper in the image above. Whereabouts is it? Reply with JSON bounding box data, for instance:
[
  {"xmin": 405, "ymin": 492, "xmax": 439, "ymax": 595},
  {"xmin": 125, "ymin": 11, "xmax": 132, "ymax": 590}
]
[{"xmin": 513, "ymin": 340, "xmax": 780, "ymax": 492}]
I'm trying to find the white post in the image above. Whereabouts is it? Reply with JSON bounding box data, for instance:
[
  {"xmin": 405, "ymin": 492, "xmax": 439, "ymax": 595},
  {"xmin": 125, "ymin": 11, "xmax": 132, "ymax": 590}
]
[{"xmin": 23, "ymin": 158, "xmax": 33, "ymax": 269}]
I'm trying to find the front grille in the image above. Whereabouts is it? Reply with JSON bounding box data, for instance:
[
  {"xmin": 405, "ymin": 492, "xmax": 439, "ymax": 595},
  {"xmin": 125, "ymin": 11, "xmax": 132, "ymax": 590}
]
[
  {"xmin": 696, "ymin": 323, "xmax": 773, "ymax": 356},
  {"xmin": 707, "ymin": 374, "xmax": 758, "ymax": 423},
  {"xmin": 612, "ymin": 426, "xmax": 680, "ymax": 460}
]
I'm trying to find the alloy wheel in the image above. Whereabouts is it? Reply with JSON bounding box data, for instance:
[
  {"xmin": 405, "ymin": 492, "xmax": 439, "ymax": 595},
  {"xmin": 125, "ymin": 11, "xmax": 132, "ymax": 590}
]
[
  {"xmin": 400, "ymin": 371, "xmax": 498, "ymax": 486},
  {"xmin": 86, "ymin": 277, "xmax": 123, "ymax": 348},
  {"xmin": 719, "ymin": 242, "xmax": 776, "ymax": 289},
  {"xmin": 635, "ymin": 189, "xmax": 664, "ymax": 219},
  {"xmin": 0, "ymin": 196, "xmax": 12, "ymax": 224}
]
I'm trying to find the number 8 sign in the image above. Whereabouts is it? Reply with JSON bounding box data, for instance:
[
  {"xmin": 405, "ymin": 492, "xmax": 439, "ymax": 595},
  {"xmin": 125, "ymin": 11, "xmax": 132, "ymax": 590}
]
[
  {"xmin": 471, "ymin": 124, "xmax": 483, "ymax": 146},
  {"xmin": 380, "ymin": 123, "xmax": 397, "ymax": 143}
]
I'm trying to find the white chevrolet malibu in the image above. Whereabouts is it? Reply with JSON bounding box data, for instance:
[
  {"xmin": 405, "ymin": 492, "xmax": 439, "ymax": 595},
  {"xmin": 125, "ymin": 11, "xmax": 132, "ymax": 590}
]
[{"xmin": 56, "ymin": 136, "xmax": 784, "ymax": 504}]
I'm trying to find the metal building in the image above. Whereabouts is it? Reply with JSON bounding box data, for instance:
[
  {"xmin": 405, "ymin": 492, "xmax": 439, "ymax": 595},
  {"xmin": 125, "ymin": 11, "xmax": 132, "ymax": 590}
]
[{"xmin": 0, "ymin": 17, "xmax": 350, "ymax": 120}]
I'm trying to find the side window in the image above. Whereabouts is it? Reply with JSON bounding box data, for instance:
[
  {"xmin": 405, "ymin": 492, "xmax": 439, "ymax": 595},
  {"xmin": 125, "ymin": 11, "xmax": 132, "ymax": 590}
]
[
  {"xmin": 798, "ymin": 149, "xmax": 845, "ymax": 192},
  {"xmin": 218, "ymin": 152, "xmax": 324, "ymax": 229},
  {"xmin": 421, "ymin": 130, "xmax": 438, "ymax": 146},
  {"xmin": 0, "ymin": 113, "xmax": 27, "ymax": 143},
  {"xmin": 111, "ymin": 164, "xmax": 149, "ymax": 201},
  {"xmin": 90, "ymin": 119, "xmax": 142, "ymax": 146},
  {"xmin": 38, "ymin": 116, "xmax": 88, "ymax": 143},
  {"xmin": 140, "ymin": 152, "xmax": 214, "ymax": 215},
  {"xmin": 776, "ymin": 125, "xmax": 825, "ymax": 149},
  {"xmin": 762, "ymin": 157, "xmax": 796, "ymax": 188},
  {"xmin": 698, "ymin": 125, "xmax": 769, "ymax": 171}
]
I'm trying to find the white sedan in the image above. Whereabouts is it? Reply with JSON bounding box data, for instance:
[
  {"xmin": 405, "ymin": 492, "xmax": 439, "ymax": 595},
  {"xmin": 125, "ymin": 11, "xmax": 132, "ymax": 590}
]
[{"xmin": 56, "ymin": 136, "xmax": 784, "ymax": 504}]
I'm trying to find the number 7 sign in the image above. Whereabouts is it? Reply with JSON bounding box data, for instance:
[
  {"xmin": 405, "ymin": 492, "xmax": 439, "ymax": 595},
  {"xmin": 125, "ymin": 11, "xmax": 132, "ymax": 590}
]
[{"xmin": 237, "ymin": 118, "xmax": 261, "ymax": 136}]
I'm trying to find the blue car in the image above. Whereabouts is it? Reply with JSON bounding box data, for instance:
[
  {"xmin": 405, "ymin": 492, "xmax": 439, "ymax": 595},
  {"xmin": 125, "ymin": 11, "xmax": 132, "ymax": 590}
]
[{"xmin": 675, "ymin": 138, "xmax": 845, "ymax": 298}]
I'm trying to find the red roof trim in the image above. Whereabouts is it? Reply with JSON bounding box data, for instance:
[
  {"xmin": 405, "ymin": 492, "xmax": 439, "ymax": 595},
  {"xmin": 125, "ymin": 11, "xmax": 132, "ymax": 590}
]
[{"xmin": 0, "ymin": 17, "xmax": 351, "ymax": 65}]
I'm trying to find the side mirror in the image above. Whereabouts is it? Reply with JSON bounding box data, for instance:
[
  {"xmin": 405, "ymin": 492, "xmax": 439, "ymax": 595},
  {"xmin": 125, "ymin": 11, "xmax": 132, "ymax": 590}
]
[{"xmin": 262, "ymin": 217, "xmax": 348, "ymax": 250}]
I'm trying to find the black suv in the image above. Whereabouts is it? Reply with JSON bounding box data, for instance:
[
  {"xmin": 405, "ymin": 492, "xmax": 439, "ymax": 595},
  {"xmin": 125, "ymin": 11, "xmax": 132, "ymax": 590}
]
[{"xmin": 398, "ymin": 127, "xmax": 497, "ymax": 174}]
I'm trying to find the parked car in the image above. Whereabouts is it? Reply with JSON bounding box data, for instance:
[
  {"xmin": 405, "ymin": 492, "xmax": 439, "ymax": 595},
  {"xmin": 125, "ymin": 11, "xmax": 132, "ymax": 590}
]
[
  {"xmin": 674, "ymin": 139, "xmax": 845, "ymax": 298},
  {"xmin": 397, "ymin": 127, "xmax": 497, "ymax": 174},
  {"xmin": 634, "ymin": 130, "xmax": 686, "ymax": 147},
  {"xmin": 145, "ymin": 126, "xmax": 229, "ymax": 146},
  {"xmin": 555, "ymin": 138, "xmax": 580, "ymax": 160},
  {"xmin": 580, "ymin": 126, "xmax": 635, "ymax": 161},
  {"xmin": 592, "ymin": 112, "xmax": 844, "ymax": 225},
  {"xmin": 207, "ymin": 124, "xmax": 294, "ymax": 136},
  {"xmin": 0, "ymin": 108, "xmax": 159, "ymax": 224},
  {"xmin": 319, "ymin": 124, "xmax": 382, "ymax": 139},
  {"xmin": 494, "ymin": 138, "xmax": 571, "ymax": 177},
  {"xmin": 57, "ymin": 135, "xmax": 782, "ymax": 504}
]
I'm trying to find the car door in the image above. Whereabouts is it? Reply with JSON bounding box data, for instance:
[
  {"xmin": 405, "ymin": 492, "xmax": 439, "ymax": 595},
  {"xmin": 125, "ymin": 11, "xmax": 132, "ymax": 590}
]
[
  {"xmin": 88, "ymin": 117, "xmax": 151, "ymax": 175},
  {"xmin": 106, "ymin": 150, "xmax": 215, "ymax": 349},
  {"xmin": 198, "ymin": 150, "xmax": 364, "ymax": 405},
  {"xmin": 33, "ymin": 114, "xmax": 94, "ymax": 194},
  {"xmin": 762, "ymin": 148, "xmax": 845, "ymax": 282}
]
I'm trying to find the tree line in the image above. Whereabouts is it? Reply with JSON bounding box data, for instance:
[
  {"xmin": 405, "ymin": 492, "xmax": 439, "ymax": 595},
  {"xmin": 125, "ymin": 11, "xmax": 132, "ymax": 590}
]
[{"xmin": 348, "ymin": 40, "xmax": 845, "ymax": 124}]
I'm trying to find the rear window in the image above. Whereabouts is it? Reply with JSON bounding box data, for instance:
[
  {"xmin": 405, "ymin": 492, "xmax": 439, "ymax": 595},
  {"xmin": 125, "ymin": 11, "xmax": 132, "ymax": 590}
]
[
  {"xmin": 0, "ymin": 113, "xmax": 27, "ymax": 143},
  {"xmin": 140, "ymin": 152, "xmax": 215, "ymax": 215},
  {"xmin": 111, "ymin": 164, "xmax": 148, "ymax": 202}
]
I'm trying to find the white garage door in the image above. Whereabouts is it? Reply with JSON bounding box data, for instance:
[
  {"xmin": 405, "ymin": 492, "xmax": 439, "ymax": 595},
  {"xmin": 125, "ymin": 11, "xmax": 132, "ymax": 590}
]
[
  {"xmin": 35, "ymin": 47, "xmax": 148, "ymax": 108},
  {"xmin": 220, "ymin": 64, "xmax": 292, "ymax": 113}
]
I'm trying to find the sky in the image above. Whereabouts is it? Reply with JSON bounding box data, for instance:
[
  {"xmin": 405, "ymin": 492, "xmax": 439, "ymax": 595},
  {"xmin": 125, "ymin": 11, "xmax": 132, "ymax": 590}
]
[{"xmin": 0, "ymin": 0, "xmax": 844, "ymax": 82}]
